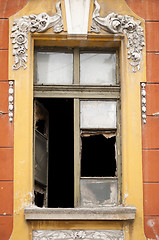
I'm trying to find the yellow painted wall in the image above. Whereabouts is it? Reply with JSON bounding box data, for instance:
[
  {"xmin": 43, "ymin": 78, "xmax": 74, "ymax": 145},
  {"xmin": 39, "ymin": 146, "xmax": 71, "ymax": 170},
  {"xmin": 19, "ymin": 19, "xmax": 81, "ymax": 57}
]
[{"xmin": 9, "ymin": 0, "xmax": 146, "ymax": 239}]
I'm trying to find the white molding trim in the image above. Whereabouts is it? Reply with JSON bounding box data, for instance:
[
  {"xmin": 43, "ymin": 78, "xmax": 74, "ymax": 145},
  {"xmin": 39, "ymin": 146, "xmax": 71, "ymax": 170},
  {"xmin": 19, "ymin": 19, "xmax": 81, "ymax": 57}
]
[
  {"xmin": 9, "ymin": 81, "xmax": 14, "ymax": 122},
  {"xmin": 24, "ymin": 206, "xmax": 136, "ymax": 220}
]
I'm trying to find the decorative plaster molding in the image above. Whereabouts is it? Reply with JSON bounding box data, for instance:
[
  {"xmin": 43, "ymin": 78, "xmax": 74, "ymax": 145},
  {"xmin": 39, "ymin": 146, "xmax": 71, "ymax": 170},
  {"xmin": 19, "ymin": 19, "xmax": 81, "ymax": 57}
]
[
  {"xmin": 9, "ymin": 81, "xmax": 14, "ymax": 122},
  {"xmin": 24, "ymin": 206, "xmax": 136, "ymax": 220},
  {"xmin": 141, "ymin": 83, "xmax": 146, "ymax": 124},
  {"xmin": 65, "ymin": 0, "xmax": 91, "ymax": 34},
  {"xmin": 91, "ymin": 0, "xmax": 145, "ymax": 73},
  {"xmin": 33, "ymin": 230, "xmax": 124, "ymax": 240},
  {"xmin": 11, "ymin": 1, "xmax": 63, "ymax": 70}
]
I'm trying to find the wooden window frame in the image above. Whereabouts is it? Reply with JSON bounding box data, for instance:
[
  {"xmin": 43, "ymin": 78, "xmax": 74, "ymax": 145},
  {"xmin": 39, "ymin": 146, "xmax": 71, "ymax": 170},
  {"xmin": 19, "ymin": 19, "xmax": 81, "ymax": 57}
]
[{"xmin": 33, "ymin": 47, "xmax": 121, "ymax": 207}]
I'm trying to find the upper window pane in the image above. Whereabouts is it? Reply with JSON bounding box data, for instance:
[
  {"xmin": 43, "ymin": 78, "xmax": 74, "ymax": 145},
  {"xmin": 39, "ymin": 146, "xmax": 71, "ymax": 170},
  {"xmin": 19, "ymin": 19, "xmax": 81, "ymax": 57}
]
[
  {"xmin": 36, "ymin": 52, "xmax": 73, "ymax": 85},
  {"xmin": 80, "ymin": 53, "xmax": 116, "ymax": 85},
  {"xmin": 80, "ymin": 101, "xmax": 117, "ymax": 128}
]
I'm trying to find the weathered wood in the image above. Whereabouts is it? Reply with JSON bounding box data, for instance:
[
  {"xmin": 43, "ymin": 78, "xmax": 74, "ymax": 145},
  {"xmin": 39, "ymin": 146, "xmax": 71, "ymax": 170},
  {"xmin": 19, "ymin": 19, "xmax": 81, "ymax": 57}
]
[
  {"xmin": 116, "ymin": 100, "xmax": 122, "ymax": 204},
  {"xmin": 73, "ymin": 48, "xmax": 80, "ymax": 84},
  {"xmin": 34, "ymin": 85, "xmax": 120, "ymax": 99},
  {"xmin": 74, "ymin": 99, "xmax": 80, "ymax": 207}
]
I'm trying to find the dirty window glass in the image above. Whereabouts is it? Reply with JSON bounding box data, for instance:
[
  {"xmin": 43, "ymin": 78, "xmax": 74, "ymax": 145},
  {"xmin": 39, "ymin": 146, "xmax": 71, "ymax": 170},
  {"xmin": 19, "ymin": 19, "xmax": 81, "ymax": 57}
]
[
  {"xmin": 37, "ymin": 52, "xmax": 73, "ymax": 85},
  {"xmin": 80, "ymin": 178, "xmax": 118, "ymax": 207},
  {"xmin": 80, "ymin": 53, "xmax": 116, "ymax": 85},
  {"xmin": 80, "ymin": 101, "xmax": 117, "ymax": 129}
]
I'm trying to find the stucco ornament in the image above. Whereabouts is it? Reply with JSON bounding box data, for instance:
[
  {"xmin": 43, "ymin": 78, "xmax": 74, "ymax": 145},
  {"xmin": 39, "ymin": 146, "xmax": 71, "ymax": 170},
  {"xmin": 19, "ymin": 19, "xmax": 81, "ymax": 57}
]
[
  {"xmin": 33, "ymin": 229, "xmax": 124, "ymax": 240},
  {"xmin": 9, "ymin": 81, "xmax": 14, "ymax": 122},
  {"xmin": 11, "ymin": 1, "xmax": 63, "ymax": 70},
  {"xmin": 91, "ymin": 0, "xmax": 145, "ymax": 72}
]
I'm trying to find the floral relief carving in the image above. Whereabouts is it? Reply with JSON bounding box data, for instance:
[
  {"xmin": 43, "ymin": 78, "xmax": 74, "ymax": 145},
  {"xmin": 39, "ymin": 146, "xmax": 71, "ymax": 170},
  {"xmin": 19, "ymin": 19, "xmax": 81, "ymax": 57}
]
[
  {"xmin": 33, "ymin": 230, "xmax": 124, "ymax": 240},
  {"xmin": 11, "ymin": 1, "xmax": 63, "ymax": 70},
  {"xmin": 91, "ymin": 0, "xmax": 145, "ymax": 72}
]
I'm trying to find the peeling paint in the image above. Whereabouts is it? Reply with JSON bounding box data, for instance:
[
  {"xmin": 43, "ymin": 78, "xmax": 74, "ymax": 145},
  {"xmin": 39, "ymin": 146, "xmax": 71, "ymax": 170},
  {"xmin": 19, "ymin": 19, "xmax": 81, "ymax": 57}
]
[
  {"xmin": 2, "ymin": 0, "xmax": 8, "ymax": 17},
  {"xmin": 153, "ymin": 112, "xmax": 159, "ymax": 116},
  {"xmin": 0, "ymin": 111, "xmax": 4, "ymax": 115},
  {"xmin": 148, "ymin": 219, "xmax": 155, "ymax": 228},
  {"xmin": 147, "ymin": 220, "xmax": 159, "ymax": 240},
  {"xmin": 14, "ymin": 192, "xmax": 33, "ymax": 214},
  {"xmin": 123, "ymin": 193, "xmax": 128, "ymax": 204}
]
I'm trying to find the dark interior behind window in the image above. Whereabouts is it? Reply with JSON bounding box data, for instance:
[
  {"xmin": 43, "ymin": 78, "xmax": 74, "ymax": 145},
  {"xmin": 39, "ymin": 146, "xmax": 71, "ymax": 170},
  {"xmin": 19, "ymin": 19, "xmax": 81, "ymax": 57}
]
[
  {"xmin": 36, "ymin": 98, "xmax": 74, "ymax": 208},
  {"xmin": 81, "ymin": 135, "xmax": 116, "ymax": 177}
]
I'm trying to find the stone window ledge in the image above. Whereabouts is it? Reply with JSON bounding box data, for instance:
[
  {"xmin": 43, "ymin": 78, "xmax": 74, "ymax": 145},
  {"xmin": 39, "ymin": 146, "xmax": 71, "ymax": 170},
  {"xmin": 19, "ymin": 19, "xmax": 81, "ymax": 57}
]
[{"xmin": 24, "ymin": 206, "xmax": 136, "ymax": 221}]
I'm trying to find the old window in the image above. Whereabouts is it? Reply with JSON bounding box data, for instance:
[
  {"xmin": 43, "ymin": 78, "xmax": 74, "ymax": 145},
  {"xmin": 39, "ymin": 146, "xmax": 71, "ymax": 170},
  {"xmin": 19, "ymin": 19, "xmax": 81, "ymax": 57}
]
[{"xmin": 34, "ymin": 48, "xmax": 121, "ymax": 208}]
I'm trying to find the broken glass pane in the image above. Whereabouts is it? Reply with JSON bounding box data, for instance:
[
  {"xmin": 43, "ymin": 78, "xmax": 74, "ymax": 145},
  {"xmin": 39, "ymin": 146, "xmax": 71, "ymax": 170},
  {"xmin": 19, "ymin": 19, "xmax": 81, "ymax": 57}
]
[
  {"xmin": 80, "ymin": 178, "xmax": 118, "ymax": 207},
  {"xmin": 35, "ymin": 130, "xmax": 48, "ymax": 186},
  {"xmin": 80, "ymin": 53, "xmax": 116, "ymax": 85},
  {"xmin": 80, "ymin": 101, "xmax": 117, "ymax": 128},
  {"xmin": 81, "ymin": 135, "xmax": 116, "ymax": 177},
  {"xmin": 37, "ymin": 52, "xmax": 73, "ymax": 85}
]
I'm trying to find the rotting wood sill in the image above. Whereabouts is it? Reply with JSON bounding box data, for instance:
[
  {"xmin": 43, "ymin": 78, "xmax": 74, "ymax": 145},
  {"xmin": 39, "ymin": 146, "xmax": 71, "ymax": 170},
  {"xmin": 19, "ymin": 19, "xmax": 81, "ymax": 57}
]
[{"xmin": 24, "ymin": 206, "xmax": 136, "ymax": 221}]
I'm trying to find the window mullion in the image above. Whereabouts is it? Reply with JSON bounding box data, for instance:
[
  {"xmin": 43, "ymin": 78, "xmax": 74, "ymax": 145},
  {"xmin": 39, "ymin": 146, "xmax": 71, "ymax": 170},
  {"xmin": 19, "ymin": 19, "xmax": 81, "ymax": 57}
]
[
  {"xmin": 116, "ymin": 99, "xmax": 122, "ymax": 204},
  {"xmin": 73, "ymin": 48, "xmax": 80, "ymax": 84},
  {"xmin": 116, "ymin": 49, "xmax": 120, "ymax": 85},
  {"xmin": 74, "ymin": 98, "xmax": 80, "ymax": 207}
]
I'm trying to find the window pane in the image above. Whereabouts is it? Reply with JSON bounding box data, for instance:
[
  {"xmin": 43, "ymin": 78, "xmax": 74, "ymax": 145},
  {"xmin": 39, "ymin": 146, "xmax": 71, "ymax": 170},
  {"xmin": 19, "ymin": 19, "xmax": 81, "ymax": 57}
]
[
  {"xmin": 35, "ymin": 130, "xmax": 48, "ymax": 186},
  {"xmin": 80, "ymin": 101, "xmax": 116, "ymax": 128},
  {"xmin": 36, "ymin": 52, "xmax": 73, "ymax": 85},
  {"xmin": 80, "ymin": 53, "xmax": 116, "ymax": 85},
  {"xmin": 80, "ymin": 178, "xmax": 118, "ymax": 207}
]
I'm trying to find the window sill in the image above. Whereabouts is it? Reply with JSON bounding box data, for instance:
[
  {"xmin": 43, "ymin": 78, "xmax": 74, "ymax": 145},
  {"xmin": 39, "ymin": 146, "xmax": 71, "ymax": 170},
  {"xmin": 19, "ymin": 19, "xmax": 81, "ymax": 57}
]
[{"xmin": 24, "ymin": 206, "xmax": 136, "ymax": 221}]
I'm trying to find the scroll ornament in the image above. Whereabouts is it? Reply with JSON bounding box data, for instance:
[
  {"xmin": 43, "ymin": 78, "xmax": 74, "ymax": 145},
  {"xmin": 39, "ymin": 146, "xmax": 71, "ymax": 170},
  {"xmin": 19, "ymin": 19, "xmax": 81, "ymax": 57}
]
[
  {"xmin": 91, "ymin": 0, "xmax": 145, "ymax": 72},
  {"xmin": 11, "ymin": 1, "xmax": 63, "ymax": 70}
]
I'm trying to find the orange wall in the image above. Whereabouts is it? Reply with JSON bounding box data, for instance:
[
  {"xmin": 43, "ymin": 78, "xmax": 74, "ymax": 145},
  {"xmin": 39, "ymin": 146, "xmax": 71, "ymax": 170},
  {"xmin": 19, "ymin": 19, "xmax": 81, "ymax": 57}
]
[
  {"xmin": 0, "ymin": 1, "xmax": 28, "ymax": 239},
  {"xmin": 126, "ymin": 0, "xmax": 159, "ymax": 239}
]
